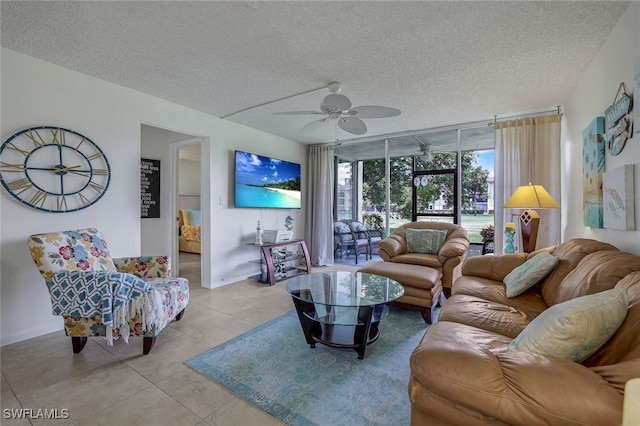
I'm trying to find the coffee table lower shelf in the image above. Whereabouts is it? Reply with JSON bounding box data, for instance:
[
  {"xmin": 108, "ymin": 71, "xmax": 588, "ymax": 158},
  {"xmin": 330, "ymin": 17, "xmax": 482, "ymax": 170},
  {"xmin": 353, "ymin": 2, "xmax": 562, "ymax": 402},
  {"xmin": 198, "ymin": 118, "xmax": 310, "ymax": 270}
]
[{"xmin": 292, "ymin": 302, "xmax": 389, "ymax": 359}]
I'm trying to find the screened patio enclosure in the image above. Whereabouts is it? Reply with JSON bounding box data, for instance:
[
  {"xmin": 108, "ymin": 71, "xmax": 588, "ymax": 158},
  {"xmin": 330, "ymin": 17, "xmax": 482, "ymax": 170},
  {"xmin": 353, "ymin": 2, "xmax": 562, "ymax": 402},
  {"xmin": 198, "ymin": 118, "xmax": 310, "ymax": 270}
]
[{"xmin": 334, "ymin": 123, "xmax": 495, "ymax": 244}]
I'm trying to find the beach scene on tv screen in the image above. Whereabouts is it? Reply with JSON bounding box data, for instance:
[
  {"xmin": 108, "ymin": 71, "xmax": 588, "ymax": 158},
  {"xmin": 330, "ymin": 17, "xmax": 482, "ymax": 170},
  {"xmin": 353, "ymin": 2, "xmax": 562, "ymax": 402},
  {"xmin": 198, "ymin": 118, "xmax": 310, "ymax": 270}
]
[{"xmin": 235, "ymin": 151, "xmax": 301, "ymax": 208}]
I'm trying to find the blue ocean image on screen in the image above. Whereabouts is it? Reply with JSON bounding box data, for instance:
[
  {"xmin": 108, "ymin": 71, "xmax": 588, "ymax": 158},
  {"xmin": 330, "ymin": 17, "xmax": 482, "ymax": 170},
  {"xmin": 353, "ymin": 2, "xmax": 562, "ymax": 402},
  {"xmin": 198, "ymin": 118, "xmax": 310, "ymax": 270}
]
[
  {"xmin": 235, "ymin": 151, "xmax": 301, "ymax": 208},
  {"xmin": 235, "ymin": 184, "xmax": 300, "ymax": 208}
]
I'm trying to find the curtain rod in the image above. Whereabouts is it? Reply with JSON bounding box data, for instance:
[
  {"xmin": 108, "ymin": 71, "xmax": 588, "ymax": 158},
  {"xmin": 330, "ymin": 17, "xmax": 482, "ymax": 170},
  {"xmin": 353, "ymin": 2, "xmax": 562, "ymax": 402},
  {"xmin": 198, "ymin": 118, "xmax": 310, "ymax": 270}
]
[
  {"xmin": 329, "ymin": 107, "xmax": 561, "ymax": 147},
  {"xmin": 491, "ymin": 106, "xmax": 562, "ymax": 125}
]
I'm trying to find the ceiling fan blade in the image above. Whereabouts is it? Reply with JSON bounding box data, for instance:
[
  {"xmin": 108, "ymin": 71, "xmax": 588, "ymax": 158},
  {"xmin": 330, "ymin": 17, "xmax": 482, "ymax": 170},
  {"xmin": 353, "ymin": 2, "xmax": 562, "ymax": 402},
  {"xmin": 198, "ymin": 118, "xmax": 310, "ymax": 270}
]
[
  {"xmin": 300, "ymin": 117, "xmax": 332, "ymax": 134},
  {"xmin": 321, "ymin": 94, "xmax": 352, "ymax": 113},
  {"xmin": 272, "ymin": 111, "xmax": 324, "ymax": 115},
  {"xmin": 338, "ymin": 117, "xmax": 367, "ymax": 135},
  {"xmin": 350, "ymin": 106, "xmax": 401, "ymax": 118}
]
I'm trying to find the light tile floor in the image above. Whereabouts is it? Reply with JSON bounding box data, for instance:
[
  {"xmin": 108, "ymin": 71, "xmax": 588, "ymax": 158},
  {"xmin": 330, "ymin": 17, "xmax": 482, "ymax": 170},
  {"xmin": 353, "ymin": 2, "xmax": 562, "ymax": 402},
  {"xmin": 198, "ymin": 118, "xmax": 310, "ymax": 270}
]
[{"xmin": 1, "ymin": 255, "xmax": 359, "ymax": 426}]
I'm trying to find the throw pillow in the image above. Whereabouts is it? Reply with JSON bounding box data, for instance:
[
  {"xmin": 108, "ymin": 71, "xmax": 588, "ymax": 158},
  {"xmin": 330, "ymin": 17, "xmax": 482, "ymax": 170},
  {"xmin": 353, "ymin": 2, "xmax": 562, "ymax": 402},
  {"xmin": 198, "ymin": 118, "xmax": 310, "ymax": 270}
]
[
  {"xmin": 180, "ymin": 210, "xmax": 192, "ymax": 226},
  {"xmin": 334, "ymin": 222, "xmax": 353, "ymax": 241},
  {"xmin": 188, "ymin": 209, "xmax": 201, "ymax": 226},
  {"xmin": 503, "ymin": 252, "xmax": 559, "ymax": 297},
  {"xmin": 405, "ymin": 228, "xmax": 447, "ymax": 255},
  {"xmin": 508, "ymin": 288, "xmax": 628, "ymax": 362}
]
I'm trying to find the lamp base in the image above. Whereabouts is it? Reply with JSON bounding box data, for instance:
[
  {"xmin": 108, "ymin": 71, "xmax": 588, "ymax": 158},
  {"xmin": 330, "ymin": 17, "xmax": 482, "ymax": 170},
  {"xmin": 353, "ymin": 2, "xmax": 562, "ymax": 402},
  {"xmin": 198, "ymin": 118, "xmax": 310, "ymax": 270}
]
[{"xmin": 520, "ymin": 209, "xmax": 540, "ymax": 253}]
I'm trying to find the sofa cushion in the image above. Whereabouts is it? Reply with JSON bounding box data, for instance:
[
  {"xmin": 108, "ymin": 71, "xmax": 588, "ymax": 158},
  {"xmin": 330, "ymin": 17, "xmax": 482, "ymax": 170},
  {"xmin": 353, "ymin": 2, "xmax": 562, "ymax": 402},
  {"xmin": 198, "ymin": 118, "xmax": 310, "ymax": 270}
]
[
  {"xmin": 410, "ymin": 321, "xmax": 625, "ymax": 426},
  {"xmin": 549, "ymin": 250, "xmax": 640, "ymax": 306},
  {"xmin": 586, "ymin": 272, "xmax": 640, "ymax": 369},
  {"xmin": 538, "ymin": 239, "xmax": 619, "ymax": 305},
  {"xmin": 503, "ymin": 252, "xmax": 559, "ymax": 298},
  {"xmin": 439, "ymin": 292, "xmax": 547, "ymax": 338},
  {"xmin": 508, "ymin": 288, "xmax": 628, "ymax": 362},
  {"xmin": 406, "ymin": 228, "xmax": 446, "ymax": 254}
]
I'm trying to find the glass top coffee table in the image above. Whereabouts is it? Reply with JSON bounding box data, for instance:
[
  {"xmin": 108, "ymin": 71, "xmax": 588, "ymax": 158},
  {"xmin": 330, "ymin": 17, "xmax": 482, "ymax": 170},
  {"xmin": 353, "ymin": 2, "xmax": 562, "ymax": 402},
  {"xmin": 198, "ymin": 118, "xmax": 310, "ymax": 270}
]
[{"xmin": 286, "ymin": 271, "xmax": 404, "ymax": 359}]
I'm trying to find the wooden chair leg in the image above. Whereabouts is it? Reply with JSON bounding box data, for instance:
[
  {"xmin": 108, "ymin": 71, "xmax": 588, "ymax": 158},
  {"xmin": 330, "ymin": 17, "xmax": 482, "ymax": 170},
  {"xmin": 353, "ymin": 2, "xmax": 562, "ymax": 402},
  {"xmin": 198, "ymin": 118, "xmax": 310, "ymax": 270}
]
[
  {"xmin": 71, "ymin": 336, "xmax": 88, "ymax": 353},
  {"xmin": 420, "ymin": 307, "xmax": 433, "ymax": 325},
  {"xmin": 143, "ymin": 336, "xmax": 156, "ymax": 355}
]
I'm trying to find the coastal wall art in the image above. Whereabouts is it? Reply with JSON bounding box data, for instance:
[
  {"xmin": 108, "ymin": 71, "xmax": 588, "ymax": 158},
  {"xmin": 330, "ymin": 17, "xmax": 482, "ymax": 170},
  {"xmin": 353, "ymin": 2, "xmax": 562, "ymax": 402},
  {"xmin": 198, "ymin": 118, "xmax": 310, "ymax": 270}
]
[
  {"xmin": 603, "ymin": 164, "xmax": 636, "ymax": 231},
  {"xmin": 604, "ymin": 82, "xmax": 633, "ymax": 156},
  {"xmin": 583, "ymin": 117, "xmax": 606, "ymax": 228}
]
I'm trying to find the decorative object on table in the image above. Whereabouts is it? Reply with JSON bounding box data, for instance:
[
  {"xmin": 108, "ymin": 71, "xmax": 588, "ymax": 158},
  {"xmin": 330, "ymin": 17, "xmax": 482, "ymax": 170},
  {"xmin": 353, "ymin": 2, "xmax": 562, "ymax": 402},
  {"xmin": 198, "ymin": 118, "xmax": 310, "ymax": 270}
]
[
  {"xmin": 284, "ymin": 215, "xmax": 294, "ymax": 231},
  {"xmin": 480, "ymin": 224, "xmax": 495, "ymax": 255},
  {"xmin": 480, "ymin": 224, "xmax": 495, "ymax": 242},
  {"xmin": 504, "ymin": 223, "xmax": 516, "ymax": 253},
  {"xmin": 254, "ymin": 220, "xmax": 263, "ymax": 245},
  {"xmin": 604, "ymin": 82, "xmax": 633, "ymax": 156},
  {"xmin": 603, "ymin": 164, "xmax": 636, "ymax": 231},
  {"xmin": 262, "ymin": 229, "xmax": 293, "ymax": 243},
  {"xmin": 503, "ymin": 184, "xmax": 560, "ymax": 253},
  {"xmin": 582, "ymin": 117, "xmax": 606, "ymax": 228},
  {"xmin": 0, "ymin": 126, "xmax": 111, "ymax": 212}
]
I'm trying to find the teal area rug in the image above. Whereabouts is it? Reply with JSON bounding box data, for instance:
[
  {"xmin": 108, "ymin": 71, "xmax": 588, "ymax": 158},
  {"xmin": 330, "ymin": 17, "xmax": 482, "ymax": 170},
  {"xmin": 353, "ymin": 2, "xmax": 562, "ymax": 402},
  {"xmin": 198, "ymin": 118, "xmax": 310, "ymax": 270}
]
[{"xmin": 185, "ymin": 307, "xmax": 429, "ymax": 426}]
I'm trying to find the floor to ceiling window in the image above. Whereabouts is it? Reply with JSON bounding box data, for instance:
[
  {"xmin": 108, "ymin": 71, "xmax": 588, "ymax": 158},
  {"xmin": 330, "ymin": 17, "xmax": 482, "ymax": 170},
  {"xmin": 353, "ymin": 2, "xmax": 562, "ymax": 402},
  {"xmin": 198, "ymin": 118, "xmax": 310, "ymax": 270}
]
[
  {"xmin": 335, "ymin": 159, "xmax": 353, "ymax": 221},
  {"xmin": 334, "ymin": 124, "xmax": 495, "ymax": 242}
]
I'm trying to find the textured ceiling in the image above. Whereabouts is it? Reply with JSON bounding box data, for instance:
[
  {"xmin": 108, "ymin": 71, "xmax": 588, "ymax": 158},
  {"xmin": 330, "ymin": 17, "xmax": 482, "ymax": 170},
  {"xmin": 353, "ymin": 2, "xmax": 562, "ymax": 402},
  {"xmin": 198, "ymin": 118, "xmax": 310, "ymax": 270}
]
[{"xmin": 1, "ymin": 1, "xmax": 629, "ymax": 150}]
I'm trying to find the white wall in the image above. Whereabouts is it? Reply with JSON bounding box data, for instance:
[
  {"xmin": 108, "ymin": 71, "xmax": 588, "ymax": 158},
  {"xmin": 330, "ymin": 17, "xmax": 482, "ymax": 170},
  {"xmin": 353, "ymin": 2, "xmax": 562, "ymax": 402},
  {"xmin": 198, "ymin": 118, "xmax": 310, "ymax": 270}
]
[
  {"xmin": 178, "ymin": 159, "xmax": 201, "ymax": 195},
  {"xmin": 562, "ymin": 3, "xmax": 640, "ymax": 254},
  {"xmin": 1, "ymin": 48, "xmax": 306, "ymax": 346}
]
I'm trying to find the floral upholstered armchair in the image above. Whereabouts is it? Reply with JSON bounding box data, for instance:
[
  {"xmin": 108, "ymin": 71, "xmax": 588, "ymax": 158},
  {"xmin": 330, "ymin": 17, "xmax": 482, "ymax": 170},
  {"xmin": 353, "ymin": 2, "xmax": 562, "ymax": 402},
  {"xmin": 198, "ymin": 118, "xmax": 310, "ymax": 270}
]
[{"xmin": 27, "ymin": 228, "xmax": 189, "ymax": 355}]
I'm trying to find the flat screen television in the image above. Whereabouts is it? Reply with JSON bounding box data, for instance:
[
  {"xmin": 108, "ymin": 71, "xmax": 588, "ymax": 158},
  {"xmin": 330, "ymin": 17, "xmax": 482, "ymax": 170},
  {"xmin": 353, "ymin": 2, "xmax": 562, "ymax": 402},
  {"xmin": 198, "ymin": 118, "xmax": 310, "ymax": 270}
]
[{"xmin": 234, "ymin": 150, "xmax": 301, "ymax": 209}]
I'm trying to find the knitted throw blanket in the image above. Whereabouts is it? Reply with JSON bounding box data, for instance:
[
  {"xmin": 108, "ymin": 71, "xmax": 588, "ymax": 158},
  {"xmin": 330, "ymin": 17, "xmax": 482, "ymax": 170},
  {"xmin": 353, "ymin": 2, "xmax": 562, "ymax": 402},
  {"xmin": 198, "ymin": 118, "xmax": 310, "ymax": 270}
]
[{"xmin": 49, "ymin": 270, "xmax": 163, "ymax": 344}]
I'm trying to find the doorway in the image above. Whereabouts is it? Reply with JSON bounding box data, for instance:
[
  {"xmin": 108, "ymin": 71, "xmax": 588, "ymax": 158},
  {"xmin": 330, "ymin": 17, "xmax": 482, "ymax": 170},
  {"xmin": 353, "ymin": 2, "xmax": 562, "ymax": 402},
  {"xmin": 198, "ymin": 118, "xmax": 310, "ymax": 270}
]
[
  {"xmin": 176, "ymin": 142, "xmax": 202, "ymax": 285},
  {"xmin": 140, "ymin": 124, "xmax": 205, "ymax": 286},
  {"xmin": 412, "ymin": 168, "xmax": 459, "ymax": 223}
]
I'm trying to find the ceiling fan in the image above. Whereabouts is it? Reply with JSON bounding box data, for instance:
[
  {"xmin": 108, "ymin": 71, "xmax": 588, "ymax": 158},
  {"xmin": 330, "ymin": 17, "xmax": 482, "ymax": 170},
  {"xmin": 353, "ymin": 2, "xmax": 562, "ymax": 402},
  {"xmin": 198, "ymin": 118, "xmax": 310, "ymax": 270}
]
[
  {"xmin": 273, "ymin": 82, "xmax": 401, "ymax": 136},
  {"xmin": 414, "ymin": 143, "xmax": 432, "ymax": 161}
]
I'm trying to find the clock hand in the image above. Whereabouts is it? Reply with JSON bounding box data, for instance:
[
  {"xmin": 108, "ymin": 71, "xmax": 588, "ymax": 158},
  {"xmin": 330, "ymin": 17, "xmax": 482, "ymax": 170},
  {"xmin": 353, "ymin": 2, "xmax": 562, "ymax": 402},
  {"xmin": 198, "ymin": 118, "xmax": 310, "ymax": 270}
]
[{"xmin": 52, "ymin": 165, "xmax": 82, "ymax": 173}]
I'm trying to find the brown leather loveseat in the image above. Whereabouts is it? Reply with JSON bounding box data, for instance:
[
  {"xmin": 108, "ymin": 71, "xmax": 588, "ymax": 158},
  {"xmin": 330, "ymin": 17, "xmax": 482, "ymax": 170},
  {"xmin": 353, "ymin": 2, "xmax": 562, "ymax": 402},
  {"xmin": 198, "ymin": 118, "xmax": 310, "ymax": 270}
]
[{"xmin": 409, "ymin": 238, "xmax": 640, "ymax": 425}]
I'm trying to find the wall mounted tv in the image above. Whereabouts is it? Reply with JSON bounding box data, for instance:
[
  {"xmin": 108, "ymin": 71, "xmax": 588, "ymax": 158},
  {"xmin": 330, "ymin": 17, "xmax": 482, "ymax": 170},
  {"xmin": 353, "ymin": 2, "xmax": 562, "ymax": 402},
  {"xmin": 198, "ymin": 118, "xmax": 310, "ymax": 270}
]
[{"xmin": 234, "ymin": 150, "xmax": 301, "ymax": 209}]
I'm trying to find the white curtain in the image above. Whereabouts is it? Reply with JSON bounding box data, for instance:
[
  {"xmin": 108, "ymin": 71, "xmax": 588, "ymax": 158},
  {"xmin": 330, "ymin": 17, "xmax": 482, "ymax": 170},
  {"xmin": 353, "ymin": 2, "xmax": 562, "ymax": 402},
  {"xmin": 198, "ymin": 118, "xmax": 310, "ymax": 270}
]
[
  {"xmin": 494, "ymin": 114, "xmax": 562, "ymax": 253},
  {"xmin": 305, "ymin": 144, "xmax": 334, "ymax": 266}
]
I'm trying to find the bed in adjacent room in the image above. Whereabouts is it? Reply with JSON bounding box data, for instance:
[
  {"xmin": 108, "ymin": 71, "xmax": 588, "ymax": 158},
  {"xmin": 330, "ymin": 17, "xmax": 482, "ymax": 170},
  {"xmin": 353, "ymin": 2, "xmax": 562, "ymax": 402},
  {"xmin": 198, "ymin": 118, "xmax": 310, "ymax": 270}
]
[{"xmin": 178, "ymin": 195, "xmax": 201, "ymax": 254}]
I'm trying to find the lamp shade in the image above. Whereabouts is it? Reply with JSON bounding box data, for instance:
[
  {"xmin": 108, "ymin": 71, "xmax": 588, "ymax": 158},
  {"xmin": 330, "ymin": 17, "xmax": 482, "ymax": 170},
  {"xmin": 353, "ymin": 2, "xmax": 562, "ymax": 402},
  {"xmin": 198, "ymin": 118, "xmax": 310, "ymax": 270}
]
[{"xmin": 503, "ymin": 184, "xmax": 560, "ymax": 209}]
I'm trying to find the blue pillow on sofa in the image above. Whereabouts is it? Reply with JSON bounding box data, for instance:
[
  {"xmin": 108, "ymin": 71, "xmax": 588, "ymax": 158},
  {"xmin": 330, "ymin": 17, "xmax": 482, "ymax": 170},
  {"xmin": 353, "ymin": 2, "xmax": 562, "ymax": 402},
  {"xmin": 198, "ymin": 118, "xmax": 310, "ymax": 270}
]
[
  {"xmin": 508, "ymin": 288, "xmax": 628, "ymax": 362},
  {"xmin": 503, "ymin": 252, "xmax": 559, "ymax": 297}
]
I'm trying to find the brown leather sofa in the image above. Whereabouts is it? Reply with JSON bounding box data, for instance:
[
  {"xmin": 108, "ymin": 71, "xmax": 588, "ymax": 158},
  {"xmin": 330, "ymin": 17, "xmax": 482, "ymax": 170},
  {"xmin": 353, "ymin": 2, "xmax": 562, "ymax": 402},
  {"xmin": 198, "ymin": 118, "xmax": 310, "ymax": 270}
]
[{"xmin": 409, "ymin": 238, "xmax": 640, "ymax": 425}]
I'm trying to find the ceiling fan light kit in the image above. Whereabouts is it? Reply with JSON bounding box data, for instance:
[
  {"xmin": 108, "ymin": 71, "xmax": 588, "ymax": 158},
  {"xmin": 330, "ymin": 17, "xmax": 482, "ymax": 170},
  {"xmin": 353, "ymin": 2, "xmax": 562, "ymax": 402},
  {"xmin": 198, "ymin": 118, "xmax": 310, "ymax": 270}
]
[{"xmin": 274, "ymin": 82, "xmax": 401, "ymax": 136}]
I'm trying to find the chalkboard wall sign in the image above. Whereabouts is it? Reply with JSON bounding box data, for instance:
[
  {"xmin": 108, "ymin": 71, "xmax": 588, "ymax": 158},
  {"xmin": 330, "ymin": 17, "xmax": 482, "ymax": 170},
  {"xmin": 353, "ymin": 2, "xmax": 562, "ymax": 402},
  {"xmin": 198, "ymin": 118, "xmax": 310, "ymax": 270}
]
[{"xmin": 141, "ymin": 158, "xmax": 160, "ymax": 218}]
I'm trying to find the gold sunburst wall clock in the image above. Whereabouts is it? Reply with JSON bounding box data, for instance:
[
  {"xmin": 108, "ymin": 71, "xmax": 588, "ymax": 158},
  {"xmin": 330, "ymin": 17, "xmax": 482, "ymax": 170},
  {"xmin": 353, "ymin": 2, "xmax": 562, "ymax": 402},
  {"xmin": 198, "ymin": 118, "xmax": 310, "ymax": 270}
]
[{"xmin": 0, "ymin": 126, "xmax": 111, "ymax": 212}]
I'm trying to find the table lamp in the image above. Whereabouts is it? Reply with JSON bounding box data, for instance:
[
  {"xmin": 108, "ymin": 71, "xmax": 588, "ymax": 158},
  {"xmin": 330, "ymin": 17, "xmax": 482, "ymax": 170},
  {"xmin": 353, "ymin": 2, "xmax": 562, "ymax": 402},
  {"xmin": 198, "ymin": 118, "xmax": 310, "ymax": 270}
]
[{"xmin": 503, "ymin": 183, "xmax": 560, "ymax": 253}]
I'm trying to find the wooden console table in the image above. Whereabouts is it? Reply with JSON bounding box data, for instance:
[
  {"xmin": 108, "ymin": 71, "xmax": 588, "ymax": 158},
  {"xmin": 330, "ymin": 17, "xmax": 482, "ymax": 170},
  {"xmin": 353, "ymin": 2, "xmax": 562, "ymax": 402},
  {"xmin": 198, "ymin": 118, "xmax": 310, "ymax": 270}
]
[{"xmin": 252, "ymin": 239, "xmax": 312, "ymax": 286}]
